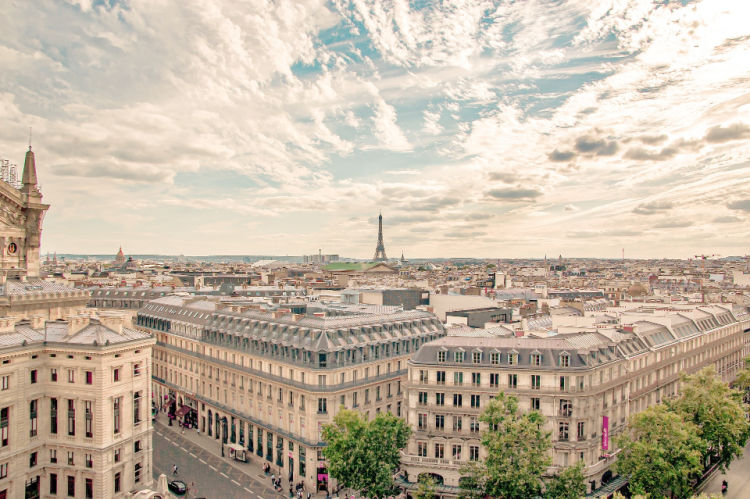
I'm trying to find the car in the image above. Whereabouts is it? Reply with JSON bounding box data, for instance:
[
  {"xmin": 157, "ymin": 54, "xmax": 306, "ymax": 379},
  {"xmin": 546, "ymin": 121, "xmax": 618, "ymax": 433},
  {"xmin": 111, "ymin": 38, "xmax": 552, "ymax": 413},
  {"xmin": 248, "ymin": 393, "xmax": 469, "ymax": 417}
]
[{"xmin": 168, "ymin": 480, "xmax": 187, "ymax": 495}]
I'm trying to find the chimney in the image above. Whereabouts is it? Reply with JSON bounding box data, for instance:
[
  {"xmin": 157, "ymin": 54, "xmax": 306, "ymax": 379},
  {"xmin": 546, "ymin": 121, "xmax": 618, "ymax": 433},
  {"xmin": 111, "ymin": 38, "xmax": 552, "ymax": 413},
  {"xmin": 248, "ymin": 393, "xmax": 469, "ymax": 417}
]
[
  {"xmin": 97, "ymin": 311, "xmax": 124, "ymax": 334},
  {"xmin": 30, "ymin": 316, "xmax": 46, "ymax": 330},
  {"xmin": 67, "ymin": 315, "xmax": 91, "ymax": 337},
  {"xmin": 0, "ymin": 317, "xmax": 17, "ymax": 334}
]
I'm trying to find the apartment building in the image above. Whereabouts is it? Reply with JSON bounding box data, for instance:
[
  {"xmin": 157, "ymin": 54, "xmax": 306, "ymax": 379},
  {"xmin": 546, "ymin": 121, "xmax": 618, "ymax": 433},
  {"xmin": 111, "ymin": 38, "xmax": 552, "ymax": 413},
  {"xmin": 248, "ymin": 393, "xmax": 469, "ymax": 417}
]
[
  {"xmin": 401, "ymin": 304, "xmax": 747, "ymax": 496},
  {"xmin": 0, "ymin": 313, "xmax": 155, "ymax": 498},
  {"xmin": 137, "ymin": 296, "xmax": 445, "ymax": 492}
]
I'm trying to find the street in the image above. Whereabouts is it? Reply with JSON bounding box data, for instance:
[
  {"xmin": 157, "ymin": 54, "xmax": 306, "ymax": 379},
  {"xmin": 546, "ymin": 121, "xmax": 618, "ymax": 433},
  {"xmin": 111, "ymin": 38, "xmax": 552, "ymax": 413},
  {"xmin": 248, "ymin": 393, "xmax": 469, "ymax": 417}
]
[
  {"xmin": 701, "ymin": 440, "xmax": 750, "ymax": 499},
  {"xmin": 153, "ymin": 423, "xmax": 281, "ymax": 499}
]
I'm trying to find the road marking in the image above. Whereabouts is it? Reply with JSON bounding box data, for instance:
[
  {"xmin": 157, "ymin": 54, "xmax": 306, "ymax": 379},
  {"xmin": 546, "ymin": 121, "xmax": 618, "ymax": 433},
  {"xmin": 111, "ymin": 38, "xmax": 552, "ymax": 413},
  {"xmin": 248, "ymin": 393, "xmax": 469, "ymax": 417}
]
[
  {"xmin": 209, "ymin": 465, "xmax": 217, "ymax": 471},
  {"xmin": 164, "ymin": 436, "xmax": 171, "ymax": 442},
  {"xmin": 198, "ymin": 458, "xmax": 206, "ymax": 464},
  {"xmin": 244, "ymin": 487, "xmax": 253, "ymax": 493},
  {"xmin": 220, "ymin": 472, "xmax": 229, "ymax": 479},
  {"xmin": 231, "ymin": 479, "xmax": 241, "ymax": 486},
  {"xmin": 189, "ymin": 452, "xmax": 197, "ymax": 458},
  {"xmin": 171, "ymin": 441, "xmax": 179, "ymax": 447},
  {"xmin": 257, "ymin": 495, "xmax": 264, "ymax": 499}
]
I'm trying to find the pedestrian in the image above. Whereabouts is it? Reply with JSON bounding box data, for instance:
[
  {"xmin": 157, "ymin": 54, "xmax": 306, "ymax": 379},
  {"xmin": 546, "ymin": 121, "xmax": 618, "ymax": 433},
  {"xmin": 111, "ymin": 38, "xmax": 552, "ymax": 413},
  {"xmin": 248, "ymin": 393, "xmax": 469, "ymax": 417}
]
[
  {"xmin": 290, "ymin": 486, "xmax": 294, "ymax": 498},
  {"xmin": 271, "ymin": 474, "xmax": 275, "ymax": 487},
  {"xmin": 171, "ymin": 464, "xmax": 178, "ymax": 476},
  {"xmin": 307, "ymin": 492, "xmax": 311, "ymax": 499}
]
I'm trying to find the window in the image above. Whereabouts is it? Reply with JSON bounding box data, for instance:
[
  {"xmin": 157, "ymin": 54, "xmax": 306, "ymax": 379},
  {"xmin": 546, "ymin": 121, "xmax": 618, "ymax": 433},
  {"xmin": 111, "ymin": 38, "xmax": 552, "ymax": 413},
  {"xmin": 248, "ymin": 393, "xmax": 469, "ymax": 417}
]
[
  {"xmin": 435, "ymin": 414, "xmax": 444, "ymax": 430},
  {"xmin": 455, "ymin": 351, "xmax": 464, "ymax": 363},
  {"xmin": 471, "ymin": 372, "xmax": 481, "ymax": 386},
  {"xmin": 1, "ymin": 375, "xmax": 8, "ymax": 390},
  {"xmin": 114, "ymin": 472, "xmax": 121, "ymax": 493},
  {"xmin": 67, "ymin": 369, "xmax": 74, "ymax": 383},
  {"xmin": 453, "ymin": 372, "xmax": 463, "ymax": 385},
  {"xmin": 0, "ymin": 462, "xmax": 6, "ymax": 478},
  {"xmin": 577, "ymin": 421, "xmax": 585, "ymax": 441},
  {"xmin": 560, "ymin": 399, "xmax": 572, "ymax": 417},
  {"xmin": 133, "ymin": 363, "xmax": 141, "ymax": 376},
  {"xmin": 67, "ymin": 400, "xmax": 75, "ymax": 436},
  {"xmin": 531, "ymin": 353, "xmax": 542, "ymax": 366},
  {"xmin": 50, "ymin": 473, "xmax": 57, "ymax": 494},
  {"xmin": 558, "ymin": 421, "xmax": 569, "ymax": 441},
  {"xmin": 490, "ymin": 373, "xmax": 499, "ymax": 388},
  {"xmin": 50, "ymin": 398, "xmax": 58, "ymax": 434},
  {"xmin": 317, "ymin": 398, "xmax": 327, "ymax": 414},
  {"xmin": 419, "ymin": 370, "xmax": 428, "ymax": 383},
  {"xmin": 133, "ymin": 391, "xmax": 141, "ymax": 424},
  {"xmin": 508, "ymin": 374, "xmax": 517, "ymax": 388},
  {"xmin": 560, "ymin": 354, "xmax": 570, "ymax": 367},
  {"xmin": 531, "ymin": 375, "xmax": 541, "ymax": 390},
  {"xmin": 469, "ymin": 445, "xmax": 480, "ymax": 461},
  {"xmin": 50, "ymin": 369, "xmax": 57, "ymax": 382},
  {"xmin": 85, "ymin": 371, "xmax": 93, "ymax": 385},
  {"xmin": 50, "ymin": 449, "xmax": 57, "ymax": 463},
  {"xmin": 490, "ymin": 352, "xmax": 499, "ymax": 365},
  {"xmin": 114, "ymin": 449, "xmax": 121, "ymax": 463},
  {"xmin": 434, "ymin": 443, "xmax": 444, "ymax": 459},
  {"xmin": 435, "ymin": 393, "xmax": 445, "ymax": 406},
  {"xmin": 472, "ymin": 352, "xmax": 481, "ymax": 363},
  {"xmin": 418, "ymin": 392, "xmax": 427, "ymax": 405},
  {"xmin": 113, "ymin": 397, "xmax": 121, "ymax": 434},
  {"xmin": 417, "ymin": 441, "xmax": 427, "ymax": 457},
  {"xmin": 86, "ymin": 478, "xmax": 93, "ymax": 499},
  {"xmin": 508, "ymin": 353, "xmax": 518, "ymax": 366},
  {"xmin": 85, "ymin": 401, "xmax": 93, "ymax": 438},
  {"xmin": 470, "ymin": 417, "xmax": 479, "ymax": 434},
  {"xmin": 67, "ymin": 475, "xmax": 75, "ymax": 497},
  {"xmin": 85, "ymin": 453, "xmax": 93, "ymax": 468},
  {"xmin": 437, "ymin": 351, "xmax": 446, "ymax": 363},
  {"xmin": 29, "ymin": 451, "xmax": 37, "ymax": 467},
  {"xmin": 452, "ymin": 416, "xmax": 462, "ymax": 431},
  {"xmin": 471, "ymin": 395, "xmax": 481, "ymax": 408},
  {"xmin": 1, "ymin": 407, "xmax": 9, "ymax": 446},
  {"xmin": 452, "ymin": 444, "xmax": 462, "ymax": 460},
  {"xmin": 29, "ymin": 400, "xmax": 37, "ymax": 437},
  {"xmin": 531, "ymin": 398, "xmax": 540, "ymax": 411},
  {"xmin": 436, "ymin": 371, "xmax": 445, "ymax": 385},
  {"xmin": 418, "ymin": 413, "xmax": 427, "ymax": 430},
  {"xmin": 560, "ymin": 376, "xmax": 569, "ymax": 392},
  {"xmin": 453, "ymin": 394, "xmax": 463, "ymax": 407},
  {"xmin": 67, "ymin": 452, "xmax": 74, "ymax": 466},
  {"xmin": 30, "ymin": 370, "xmax": 37, "ymax": 384},
  {"xmin": 113, "ymin": 368, "xmax": 120, "ymax": 382},
  {"xmin": 134, "ymin": 462, "xmax": 142, "ymax": 483}
]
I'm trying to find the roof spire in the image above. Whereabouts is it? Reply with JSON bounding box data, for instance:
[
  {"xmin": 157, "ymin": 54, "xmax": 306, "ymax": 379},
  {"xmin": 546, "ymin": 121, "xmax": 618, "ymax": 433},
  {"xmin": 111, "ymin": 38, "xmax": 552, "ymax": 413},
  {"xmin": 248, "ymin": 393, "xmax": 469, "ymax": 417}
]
[{"xmin": 22, "ymin": 137, "xmax": 39, "ymax": 193}]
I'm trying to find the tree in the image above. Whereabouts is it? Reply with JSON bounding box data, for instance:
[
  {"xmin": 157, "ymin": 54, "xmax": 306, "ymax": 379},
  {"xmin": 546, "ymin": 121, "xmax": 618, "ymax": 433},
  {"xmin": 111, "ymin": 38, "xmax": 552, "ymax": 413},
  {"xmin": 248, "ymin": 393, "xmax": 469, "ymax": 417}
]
[
  {"xmin": 615, "ymin": 404, "xmax": 705, "ymax": 499},
  {"xmin": 544, "ymin": 461, "xmax": 585, "ymax": 499},
  {"xmin": 733, "ymin": 356, "xmax": 750, "ymax": 398},
  {"xmin": 412, "ymin": 475, "xmax": 438, "ymax": 499},
  {"xmin": 322, "ymin": 409, "xmax": 411, "ymax": 499},
  {"xmin": 668, "ymin": 367, "xmax": 750, "ymax": 471},
  {"xmin": 460, "ymin": 392, "xmax": 551, "ymax": 499}
]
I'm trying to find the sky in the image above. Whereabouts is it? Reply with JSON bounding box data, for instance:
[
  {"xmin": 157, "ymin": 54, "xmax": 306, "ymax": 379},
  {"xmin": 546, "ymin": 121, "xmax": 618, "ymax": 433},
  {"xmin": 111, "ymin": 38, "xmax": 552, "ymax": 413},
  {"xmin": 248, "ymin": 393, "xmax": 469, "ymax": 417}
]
[{"xmin": 1, "ymin": 0, "xmax": 749, "ymax": 259}]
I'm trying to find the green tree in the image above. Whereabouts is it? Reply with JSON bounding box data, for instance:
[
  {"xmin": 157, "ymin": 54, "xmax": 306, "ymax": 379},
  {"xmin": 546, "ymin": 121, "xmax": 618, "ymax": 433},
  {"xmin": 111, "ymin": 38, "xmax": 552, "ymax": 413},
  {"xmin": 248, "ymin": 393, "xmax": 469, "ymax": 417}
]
[
  {"xmin": 668, "ymin": 367, "xmax": 750, "ymax": 471},
  {"xmin": 460, "ymin": 392, "xmax": 551, "ymax": 499},
  {"xmin": 321, "ymin": 409, "xmax": 411, "ymax": 499},
  {"xmin": 733, "ymin": 356, "xmax": 750, "ymax": 396},
  {"xmin": 412, "ymin": 475, "xmax": 438, "ymax": 499},
  {"xmin": 615, "ymin": 404, "xmax": 704, "ymax": 499},
  {"xmin": 544, "ymin": 461, "xmax": 585, "ymax": 499}
]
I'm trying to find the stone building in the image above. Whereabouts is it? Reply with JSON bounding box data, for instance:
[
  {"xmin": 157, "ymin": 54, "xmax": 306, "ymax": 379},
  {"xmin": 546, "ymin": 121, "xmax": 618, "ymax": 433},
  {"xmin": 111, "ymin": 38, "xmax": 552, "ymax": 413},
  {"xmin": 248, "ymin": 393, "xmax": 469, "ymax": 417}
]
[
  {"xmin": 401, "ymin": 304, "xmax": 748, "ymax": 496},
  {"xmin": 136, "ymin": 296, "xmax": 445, "ymax": 492}
]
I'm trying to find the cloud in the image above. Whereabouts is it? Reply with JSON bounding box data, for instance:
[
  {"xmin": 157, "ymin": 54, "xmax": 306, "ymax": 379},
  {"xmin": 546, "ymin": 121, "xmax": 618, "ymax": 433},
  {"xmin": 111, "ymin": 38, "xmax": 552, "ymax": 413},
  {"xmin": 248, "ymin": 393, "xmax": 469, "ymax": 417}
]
[
  {"xmin": 486, "ymin": 187, "xmax": 541, "ymax": 201},
  {"xmin": 624, "ymin": 146, "xmax": 678, "ymax": 161},
  {"xmin": 574, "ymin": 135, "xmax": 606, "ymax": 153},
  {"xmin": 704, "ymin": 122, "xmax": 750, "ymax": 143},
  {"xmin": 633, "ymin": 201, "xmax": 674, "ymax": 215},
  {"xmin": 639, "ymin": 134, "xmax": 668, "ymax": 145},
  {"xmin": 712, "ymin": 216, "xmax": 742, "ymax": 223},
  {"xmin": 548, "ymin": 149, "xmax": 576, "ymax": 162},
  {"xmin": 564, "ymin": 204, "xmax": 579, "ymax": 212},
  {"xmin": 372, "ymin": 99, "xmax": 411, "ymax": 151},
  {"xmin": 728, "ymin": 200, "xmax": 750, "ymax": 212},
  {"xmin": 654, "ymin": 220, "xmax": 693, "ymax": 229}
]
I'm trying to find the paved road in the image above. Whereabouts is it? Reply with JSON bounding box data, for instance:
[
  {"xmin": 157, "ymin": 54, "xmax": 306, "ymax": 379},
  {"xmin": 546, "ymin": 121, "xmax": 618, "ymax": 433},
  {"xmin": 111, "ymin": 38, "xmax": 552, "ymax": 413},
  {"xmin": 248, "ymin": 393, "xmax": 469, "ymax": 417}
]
[
  {"xmin": 701, "ymin": 440, "xmax": 750, "ymax": 499},
  {"xmin": 153, "ymin": 425, "xmax": 281, "ymax": 499}
]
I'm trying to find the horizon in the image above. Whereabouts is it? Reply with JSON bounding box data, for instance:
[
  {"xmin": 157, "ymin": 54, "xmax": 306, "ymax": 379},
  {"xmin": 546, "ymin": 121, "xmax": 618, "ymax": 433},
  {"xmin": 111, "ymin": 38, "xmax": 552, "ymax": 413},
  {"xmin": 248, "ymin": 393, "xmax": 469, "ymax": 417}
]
[{"xmin": 2, "ymin": 1, "xmax": 749, "ymax": 259}]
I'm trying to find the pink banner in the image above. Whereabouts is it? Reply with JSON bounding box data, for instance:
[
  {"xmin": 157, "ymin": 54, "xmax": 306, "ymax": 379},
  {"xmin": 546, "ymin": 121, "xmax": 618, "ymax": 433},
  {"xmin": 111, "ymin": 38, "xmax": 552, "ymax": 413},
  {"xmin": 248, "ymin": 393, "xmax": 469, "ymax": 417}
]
[{"xmin": 602, "ymin": 416, "xmax": 609, "ymax": 450}]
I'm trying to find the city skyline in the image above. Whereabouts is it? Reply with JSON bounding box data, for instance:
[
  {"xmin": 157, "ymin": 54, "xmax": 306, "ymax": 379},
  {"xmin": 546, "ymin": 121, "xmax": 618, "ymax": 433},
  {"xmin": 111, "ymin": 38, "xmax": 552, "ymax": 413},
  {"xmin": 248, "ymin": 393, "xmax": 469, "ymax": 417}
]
[{"xmin": 1, "ymin": 1, "xmax": 749, "ymax": 258}]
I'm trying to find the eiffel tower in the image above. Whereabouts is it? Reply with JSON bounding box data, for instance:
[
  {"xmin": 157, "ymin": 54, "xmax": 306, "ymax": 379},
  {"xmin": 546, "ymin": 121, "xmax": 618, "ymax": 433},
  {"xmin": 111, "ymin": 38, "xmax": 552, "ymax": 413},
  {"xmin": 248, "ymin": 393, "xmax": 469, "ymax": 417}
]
[{"xmin": 373, "ymin": 213, "xmax": 388, "ymax": 262}]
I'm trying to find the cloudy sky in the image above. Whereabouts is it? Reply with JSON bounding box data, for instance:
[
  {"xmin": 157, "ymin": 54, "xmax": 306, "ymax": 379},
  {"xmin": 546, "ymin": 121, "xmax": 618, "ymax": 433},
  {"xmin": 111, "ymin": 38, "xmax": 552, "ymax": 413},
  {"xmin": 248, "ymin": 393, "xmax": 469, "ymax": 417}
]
[{"xmin": 1, "ymin": 0, "xmax": 749, "ymax": 259}]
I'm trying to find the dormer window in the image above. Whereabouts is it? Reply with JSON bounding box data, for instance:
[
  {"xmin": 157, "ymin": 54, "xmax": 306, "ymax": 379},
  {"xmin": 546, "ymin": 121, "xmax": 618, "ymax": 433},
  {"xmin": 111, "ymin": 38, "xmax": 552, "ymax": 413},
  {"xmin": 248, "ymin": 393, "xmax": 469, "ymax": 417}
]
[
  {"xmin": 530, "ymin": 353, "xmax": 542, "ymax": 366},
  {"xmin": 559, "ymin": 353, "xmax": 570, "ymax": 367},
  {"xmin": 455, "ymin": 351, "xmax": 465, "ymax": 363},
  {"xmin": 508, "ymin": 352, "xmax": 518, "ymax": 366},
  {"xmin": 490, "ymin": 352, "xmax": 500, "ymax": 365},
  {"xmin": 437, "ymin": 351, "xmax": 446, "ymax": 363},
  {"xmin": 472, "ymin": 351, "xmax": 482, "ymax": 363}
]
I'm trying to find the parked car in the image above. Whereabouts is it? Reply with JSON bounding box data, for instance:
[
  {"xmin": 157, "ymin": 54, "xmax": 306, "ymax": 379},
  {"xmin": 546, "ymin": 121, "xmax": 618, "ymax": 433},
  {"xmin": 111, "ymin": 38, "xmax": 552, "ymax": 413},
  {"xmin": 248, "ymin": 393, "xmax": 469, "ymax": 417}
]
[{"xmin": 168, "ymin": 480, "xmax": 187, "ymax": 495}]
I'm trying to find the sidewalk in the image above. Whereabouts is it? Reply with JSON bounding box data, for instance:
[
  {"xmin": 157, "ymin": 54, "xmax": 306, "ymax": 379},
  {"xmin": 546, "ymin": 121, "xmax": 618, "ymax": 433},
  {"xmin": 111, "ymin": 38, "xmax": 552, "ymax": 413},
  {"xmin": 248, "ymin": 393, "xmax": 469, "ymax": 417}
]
[{"xmin": 155, "ymin": 416, "xmax": 341, "ymax": 498}]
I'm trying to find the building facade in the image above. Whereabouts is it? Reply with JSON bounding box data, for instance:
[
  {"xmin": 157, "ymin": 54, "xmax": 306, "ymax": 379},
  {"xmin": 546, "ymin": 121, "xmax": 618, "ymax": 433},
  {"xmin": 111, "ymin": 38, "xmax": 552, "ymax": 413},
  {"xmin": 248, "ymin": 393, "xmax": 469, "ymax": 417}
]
[
  {"xmin": 137, "ymin": 296, "xmax": 445, "ymax": 492},
  {"xmin": 401, "ymin": 304, "xmax": 746, "ymax": 496},
  {"xmin": 0, "ymin": 313, "xmax": 155, "ymax": 498}
]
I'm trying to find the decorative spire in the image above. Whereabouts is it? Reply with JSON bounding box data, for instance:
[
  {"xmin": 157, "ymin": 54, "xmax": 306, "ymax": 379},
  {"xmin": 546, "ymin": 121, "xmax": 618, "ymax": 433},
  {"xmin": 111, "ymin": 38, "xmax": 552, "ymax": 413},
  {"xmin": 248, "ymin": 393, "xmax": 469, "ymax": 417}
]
[{"xmin": 22, "ymin": 145, "xmax": 39, "ymax": 192}]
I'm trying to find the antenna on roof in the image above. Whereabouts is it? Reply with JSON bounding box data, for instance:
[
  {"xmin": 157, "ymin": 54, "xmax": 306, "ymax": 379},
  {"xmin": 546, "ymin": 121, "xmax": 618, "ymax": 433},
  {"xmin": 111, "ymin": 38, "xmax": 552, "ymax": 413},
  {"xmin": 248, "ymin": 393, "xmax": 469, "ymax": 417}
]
[{"xmin": 28, "ymin": 126, "xmax": 32, "ymax": 151}]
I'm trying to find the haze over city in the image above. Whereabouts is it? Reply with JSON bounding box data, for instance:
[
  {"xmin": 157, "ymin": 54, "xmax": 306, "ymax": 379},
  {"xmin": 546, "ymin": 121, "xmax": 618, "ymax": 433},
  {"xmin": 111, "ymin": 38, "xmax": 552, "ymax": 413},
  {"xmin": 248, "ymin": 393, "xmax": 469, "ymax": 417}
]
[{"xmin": 1, "ymin": 0, "xmax": 749, "ymax": 258}]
